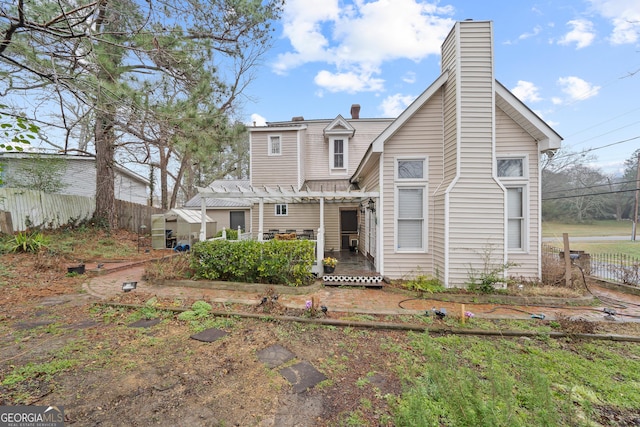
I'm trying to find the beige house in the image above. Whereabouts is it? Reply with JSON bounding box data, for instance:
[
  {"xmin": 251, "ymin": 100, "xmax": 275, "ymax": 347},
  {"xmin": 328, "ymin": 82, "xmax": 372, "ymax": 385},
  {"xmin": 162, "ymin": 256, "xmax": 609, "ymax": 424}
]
[{"xmin": 198, "ymin": 20, "xmax": 562, "ymax": 287}]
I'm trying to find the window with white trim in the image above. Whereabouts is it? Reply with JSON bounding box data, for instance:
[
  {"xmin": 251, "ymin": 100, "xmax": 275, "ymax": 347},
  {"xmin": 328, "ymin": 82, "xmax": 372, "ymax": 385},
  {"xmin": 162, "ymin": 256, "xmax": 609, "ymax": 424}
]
[
  {"xmin": 333, "ymin": 139, "xmax": 344, "ymax": 168},
  {"xmin": 397, "ymin": 159, "xmax": 426, "ymax": 180},
  {"xmin": 268, "ymin": 135, "xmax": 281, "ymax": 156},
  {"xmin": 275, "ymin": 204, "xmax": 288, "ymax": 216},
  {"xmin": 329, "ymin": 137, "xmax": 348, "ymax": 172},
  {"xmin": 397, "ymin": 187, "xmax": 425, "ymax": 250},
  {"xmin": 498, "ymin": 156, "xmax": 527, "ymax": 252},
  {"xmin": 395, "ymin": 157, "xmax": 427, "ymax": 252},
  {"xmin": 497, "ymin": 157, "xmax": 524, "ymax": 178},
  {"xmin": 506, "ymin": 187, "xmax": 524, "ymax": 250}
]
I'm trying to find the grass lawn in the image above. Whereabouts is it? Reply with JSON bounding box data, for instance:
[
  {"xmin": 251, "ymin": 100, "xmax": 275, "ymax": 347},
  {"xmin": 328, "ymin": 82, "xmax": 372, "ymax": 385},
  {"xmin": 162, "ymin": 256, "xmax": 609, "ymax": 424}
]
[
  {"xmin": 542, "ymin": 220, "xmax": 635, "ymax": 237},
  {"xmin": 543, "ymin": 221, "xmax": 640, "ymax": 258}
]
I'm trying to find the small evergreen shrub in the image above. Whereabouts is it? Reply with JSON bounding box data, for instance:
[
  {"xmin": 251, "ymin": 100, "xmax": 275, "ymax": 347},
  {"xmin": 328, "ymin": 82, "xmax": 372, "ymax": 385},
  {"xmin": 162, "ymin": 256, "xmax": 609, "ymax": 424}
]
[{"xmin": 190, "ymin": 239, "xmax": 315, "ymax": 286}]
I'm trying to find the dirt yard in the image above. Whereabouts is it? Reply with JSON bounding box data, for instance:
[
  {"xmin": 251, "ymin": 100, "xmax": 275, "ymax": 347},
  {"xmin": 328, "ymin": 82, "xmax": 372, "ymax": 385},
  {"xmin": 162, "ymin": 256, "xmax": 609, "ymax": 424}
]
[
  {"xmin": 0, "ymin": 232, "xmax": 407, "ymax": 426},
  {"xmin": 1, "ymin": 229, "xmax": 640, "ymax": 426}
]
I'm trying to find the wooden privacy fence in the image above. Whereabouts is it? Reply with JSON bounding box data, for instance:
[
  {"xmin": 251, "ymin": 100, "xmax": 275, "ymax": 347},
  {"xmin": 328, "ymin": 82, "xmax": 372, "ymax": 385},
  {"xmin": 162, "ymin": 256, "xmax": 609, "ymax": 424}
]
[{"xmin": 0, "ymin": 188, "xmax": 164, "ymax": 233}]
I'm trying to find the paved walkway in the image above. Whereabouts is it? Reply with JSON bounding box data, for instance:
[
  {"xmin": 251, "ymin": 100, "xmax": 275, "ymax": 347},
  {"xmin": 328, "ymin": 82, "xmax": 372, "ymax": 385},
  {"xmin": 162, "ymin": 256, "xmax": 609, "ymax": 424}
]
[{"xmin": 82, "ymin": 260, "xmax": 640, "ymax": 323}]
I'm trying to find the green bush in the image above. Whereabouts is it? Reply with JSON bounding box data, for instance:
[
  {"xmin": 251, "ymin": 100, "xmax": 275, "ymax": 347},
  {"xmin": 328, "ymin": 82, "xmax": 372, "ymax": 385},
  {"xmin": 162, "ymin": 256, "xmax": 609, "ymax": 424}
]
[
  {"xmin": 5, "ymin": 231, "xmax": 49, "ymax": 253},
  {"xmin": 190, "ymin": 239, "xmax": 315, "ymax": 286},
  {"xmin": 404, "ymin": 274, "xmax": 444, "ymax": 293}
]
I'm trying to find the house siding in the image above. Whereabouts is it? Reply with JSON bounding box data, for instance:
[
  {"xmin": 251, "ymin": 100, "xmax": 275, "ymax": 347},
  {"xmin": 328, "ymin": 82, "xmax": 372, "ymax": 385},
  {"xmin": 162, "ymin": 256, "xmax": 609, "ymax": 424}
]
[
  {"xmin": 251, "ymin": 130, "xmax": 300, "ymax": 187},
  {"xmin": 304, "ymin": 120, "xmax": 391, "ymax": 181},
  {"xmin": 381, "ymin": 92, "xmax": 444, "ymax": 279},
  {"xmin": 0, "ymin": 155, "xmax": 147, "ymax": 204},
  {"xmin": 496, "ymin": 106, "xmax": 540, "ymax": 279},
  {"xmin": 203, "ymin": 208, "xmax": 250, "ymax": 233},
  {"xmin": 442, "ymin": 21, "xmax": 506, "ymax": 287},
  {"xmin": 250, "ymin": 202, "xmax": 349, "ymax": 250}
]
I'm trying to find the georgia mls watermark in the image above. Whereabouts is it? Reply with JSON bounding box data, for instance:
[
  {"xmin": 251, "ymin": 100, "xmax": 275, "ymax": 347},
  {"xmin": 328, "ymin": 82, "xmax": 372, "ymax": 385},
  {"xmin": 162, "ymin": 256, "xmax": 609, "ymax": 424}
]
[{"xmin": 0, "ymin": 406, "xmax": 64, "ymax": 427}]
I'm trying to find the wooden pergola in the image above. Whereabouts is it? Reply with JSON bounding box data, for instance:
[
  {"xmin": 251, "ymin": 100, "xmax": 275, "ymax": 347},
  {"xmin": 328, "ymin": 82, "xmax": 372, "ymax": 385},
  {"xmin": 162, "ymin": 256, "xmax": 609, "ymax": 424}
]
[{"xmin": 196, "ymin": 183, "xmax": 379, "ymax": 273}]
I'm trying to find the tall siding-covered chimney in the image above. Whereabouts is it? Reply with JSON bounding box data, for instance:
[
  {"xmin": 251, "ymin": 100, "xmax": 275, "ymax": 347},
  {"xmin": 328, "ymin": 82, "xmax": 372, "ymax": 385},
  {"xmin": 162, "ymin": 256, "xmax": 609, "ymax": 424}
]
[{"xmin": 350, "ymin": 104, "xmax": 360, "ymax": 119}]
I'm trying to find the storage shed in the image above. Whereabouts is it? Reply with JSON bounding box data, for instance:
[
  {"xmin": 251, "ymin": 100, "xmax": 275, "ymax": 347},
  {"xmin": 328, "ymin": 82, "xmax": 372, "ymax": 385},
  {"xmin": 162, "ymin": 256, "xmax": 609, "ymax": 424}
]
[{"xmin": 151, "ymin": 209, "xmax": 216, "ymax": 250}]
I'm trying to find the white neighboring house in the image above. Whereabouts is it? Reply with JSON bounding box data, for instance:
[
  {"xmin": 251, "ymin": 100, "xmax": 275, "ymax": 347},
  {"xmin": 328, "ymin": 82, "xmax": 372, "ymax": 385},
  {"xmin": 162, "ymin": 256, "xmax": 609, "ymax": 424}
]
[{"xmin": 0, "ymin": 152, "xmax": 149, "ymax": 204}]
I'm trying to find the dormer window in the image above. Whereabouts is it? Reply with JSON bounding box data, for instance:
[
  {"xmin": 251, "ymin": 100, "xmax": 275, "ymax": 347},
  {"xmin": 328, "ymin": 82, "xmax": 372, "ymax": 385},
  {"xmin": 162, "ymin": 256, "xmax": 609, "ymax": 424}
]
[
  {"xmin": 331, "ymin": 138, "xmax": 346, "ymax": 170},
  {"xmin": 324, "ymin": 115, "xmax": 355, "ymax": 175}
]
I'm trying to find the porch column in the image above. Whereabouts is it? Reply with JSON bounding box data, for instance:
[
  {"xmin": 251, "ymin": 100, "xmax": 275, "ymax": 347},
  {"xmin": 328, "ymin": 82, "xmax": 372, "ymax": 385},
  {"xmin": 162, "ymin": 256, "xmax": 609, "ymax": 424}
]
[
  {"xmin": 258, "ymin": 198, "xmax": 264, "ymax": 241},
  {"xmin": 199, "ymin": 195, "xmax": 206, "ymax": 241},
  {"xmin": 317, "ymin": 197, "xmax": 325, "ymax": 270}
]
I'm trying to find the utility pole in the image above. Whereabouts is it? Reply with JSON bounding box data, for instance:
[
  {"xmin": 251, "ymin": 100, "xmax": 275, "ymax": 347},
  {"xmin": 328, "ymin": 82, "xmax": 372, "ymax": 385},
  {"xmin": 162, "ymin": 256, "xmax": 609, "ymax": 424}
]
[{"xmin": 633, "ymin": 152, "xmax": 640, "ymax": 241}]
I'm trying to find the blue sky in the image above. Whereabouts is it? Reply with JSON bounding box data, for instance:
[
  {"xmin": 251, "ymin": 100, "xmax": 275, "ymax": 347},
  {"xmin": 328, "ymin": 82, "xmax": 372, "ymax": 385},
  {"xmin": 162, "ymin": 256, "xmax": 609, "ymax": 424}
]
[{"xmin": 244, "ymin": 0, "xmax": 640, "ymax": 175}]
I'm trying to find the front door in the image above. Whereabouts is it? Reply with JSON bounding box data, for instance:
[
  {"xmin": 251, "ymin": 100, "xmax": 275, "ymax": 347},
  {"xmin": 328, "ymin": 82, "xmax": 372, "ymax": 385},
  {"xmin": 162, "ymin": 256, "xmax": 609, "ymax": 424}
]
[
  {"xmin": 340, "ymin": 209, "xmax": 358, "ymax": 250},
  {"xmin": 230, "ymin": 211, "xmax": 246, "ymax": 232}
]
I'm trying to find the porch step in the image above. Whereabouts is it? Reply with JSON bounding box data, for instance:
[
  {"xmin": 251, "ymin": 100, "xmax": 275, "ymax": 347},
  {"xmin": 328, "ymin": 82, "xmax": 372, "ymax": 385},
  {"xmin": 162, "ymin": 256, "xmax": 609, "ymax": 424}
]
[{"xmin": 322, "ymin": 275, "xmax": 384, "ymax": 288}]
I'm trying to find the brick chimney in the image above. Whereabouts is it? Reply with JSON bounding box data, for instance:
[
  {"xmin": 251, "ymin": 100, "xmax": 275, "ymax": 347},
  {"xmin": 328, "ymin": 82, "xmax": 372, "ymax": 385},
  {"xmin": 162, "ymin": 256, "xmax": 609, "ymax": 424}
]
[{"xmin": 350, "ymin": 104, "xmax": 360, "ymax": 119}]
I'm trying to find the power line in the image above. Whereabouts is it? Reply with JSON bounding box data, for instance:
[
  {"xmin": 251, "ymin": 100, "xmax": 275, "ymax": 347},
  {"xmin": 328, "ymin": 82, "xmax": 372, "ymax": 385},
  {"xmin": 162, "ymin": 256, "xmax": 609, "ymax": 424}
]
[
  {"xmin": 543, "ymin": 179, "xmax": 638, "ymax": 195},
  {"xmin": 543, "ymin": 188, "xmax": 640, "ymax": 201},
  {"xmin": 548, "ymin": 135, "xmax": 640, "ymax": 162}
]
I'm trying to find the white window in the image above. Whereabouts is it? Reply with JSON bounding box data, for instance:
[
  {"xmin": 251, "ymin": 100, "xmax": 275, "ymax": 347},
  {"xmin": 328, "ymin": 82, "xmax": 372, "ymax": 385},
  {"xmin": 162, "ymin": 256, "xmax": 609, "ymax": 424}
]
[
  {"xmin": 334, "ymin": 139, "xmax": 344, "ymax": 168},
  {"xmin": 498, "ymin": 156, "xmax": 527, "ymax": 252},
  {"xmin": 506, "ymin": 187, "xmax": 524, "ymax": 250},
  {"xmin": 329, "ymin": 137, "xmax": 348, "ymax": 172},
  {"xmin": 395, "ymin": 157, "xmax": 427, "ymax": 252},
  {"xmin": 397, "ymin": 187, "xmax": 425, "ymax": 250},
  {"xmin": 397, "ymin": 159, "xmax": 426, "ymax": 180},
  {"xmin": 268, "ymin": 135, "xmax": 281, "ymax": 156},
  {"xmin": 497, "ymin": 157, "xmax": 524, "ymax": 178},
  {"xmin": 275, "ymin": 204, "xmax": 288, "ymax": 216}
]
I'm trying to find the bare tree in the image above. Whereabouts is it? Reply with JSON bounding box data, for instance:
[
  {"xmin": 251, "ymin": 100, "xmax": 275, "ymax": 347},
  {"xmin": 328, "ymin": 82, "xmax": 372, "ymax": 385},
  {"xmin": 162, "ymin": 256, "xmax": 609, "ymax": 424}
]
[{"xmin": 1, "ymin": 0, "xmax": 283, "ymax": 227}]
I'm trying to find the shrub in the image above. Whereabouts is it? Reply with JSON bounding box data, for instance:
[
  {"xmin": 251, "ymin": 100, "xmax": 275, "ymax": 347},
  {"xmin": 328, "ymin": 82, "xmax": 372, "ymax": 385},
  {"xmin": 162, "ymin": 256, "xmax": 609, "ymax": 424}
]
[
  {"xmin": 190, "ymin": 239, "xmax": 315, "ymax": 286},
  {"xmin": 404, "ymin": 274, "xmax": 444, "ymax": 293},
  {"xmin": 6, "ymin": 231, "xmax": 49, "ymax": 253}
]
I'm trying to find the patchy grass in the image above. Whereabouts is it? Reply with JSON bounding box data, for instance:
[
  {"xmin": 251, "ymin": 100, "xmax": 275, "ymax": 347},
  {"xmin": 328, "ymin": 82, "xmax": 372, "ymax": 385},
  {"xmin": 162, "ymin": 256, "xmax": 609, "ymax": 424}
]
[{"xmin": 391, "ymin": 332, "xmax": 640, "ymax": 426}]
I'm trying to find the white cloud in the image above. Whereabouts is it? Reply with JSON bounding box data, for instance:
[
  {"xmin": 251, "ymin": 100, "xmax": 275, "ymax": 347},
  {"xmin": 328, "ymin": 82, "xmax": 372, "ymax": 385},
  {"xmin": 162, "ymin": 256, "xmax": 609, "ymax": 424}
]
[
  {"xmin": 379, "ymin": 93, "xmax": 416, "ymax": 117},
  {"xmin": 273, "ymin": 0, "xmax": 455, "ymax": 93},
  {"xmin": 519, "ymin": 25, "xmax": 542, "ymax": 41},
  {"xmin": 556, "ymin": 76, "xmax": 601, "ymax": 103},
  {"xmin": 250, "ymin": 113, "xmax": 267, "ymax": 126},
  {"xmin": 588, "ymin": 0, "xmax": 640, "ymax": 44},
  {"xmin": 511, "ymin": 81, "xmax": 542, "ymax": 103},
  {"xmin": 558, "ymin": 19, "xmax": 596, "ymax": 49},
  {"xmin": 314, "ymin": 70, "xmax": 384, "ymax": 93},
  {"xmin": 402, "ymin": 71, "xmax": 417, "ymax": 84}
]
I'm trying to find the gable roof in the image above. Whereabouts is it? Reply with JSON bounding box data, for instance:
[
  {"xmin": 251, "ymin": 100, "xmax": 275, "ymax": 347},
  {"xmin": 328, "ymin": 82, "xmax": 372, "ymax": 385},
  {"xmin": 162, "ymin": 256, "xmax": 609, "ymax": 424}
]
[
  {"xmin": 495, "ymin": 81, "xmax": 562, "ymax": 152},
  {"xmin": 351, "ymin": 71, "xmax": 449, "ymax": 181},
  {"xmin": 351, "ymin": 72, "xmax": 562, "ymax": 182},
  {"xmin": 323, "ymin": 114, "xmax": 355, "ymax": 137}
]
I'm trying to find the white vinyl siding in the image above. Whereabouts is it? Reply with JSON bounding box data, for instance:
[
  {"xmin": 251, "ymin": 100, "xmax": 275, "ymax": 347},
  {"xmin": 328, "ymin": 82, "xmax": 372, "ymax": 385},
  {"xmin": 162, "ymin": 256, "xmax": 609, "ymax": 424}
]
[{"xmin": 268, "ymin": 135, "xmax": 281, "ymax": 156}]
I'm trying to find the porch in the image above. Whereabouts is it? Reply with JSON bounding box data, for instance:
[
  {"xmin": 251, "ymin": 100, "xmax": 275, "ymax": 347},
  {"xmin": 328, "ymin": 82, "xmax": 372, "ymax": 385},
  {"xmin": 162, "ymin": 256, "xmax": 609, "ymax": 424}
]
[
  {"xmin": 321, "ymin": 249, "xmax": 383, "ymax": 287},
  {"xmin": 197, "ymin": 182, "xmax": 381, "ymax": 281}
]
